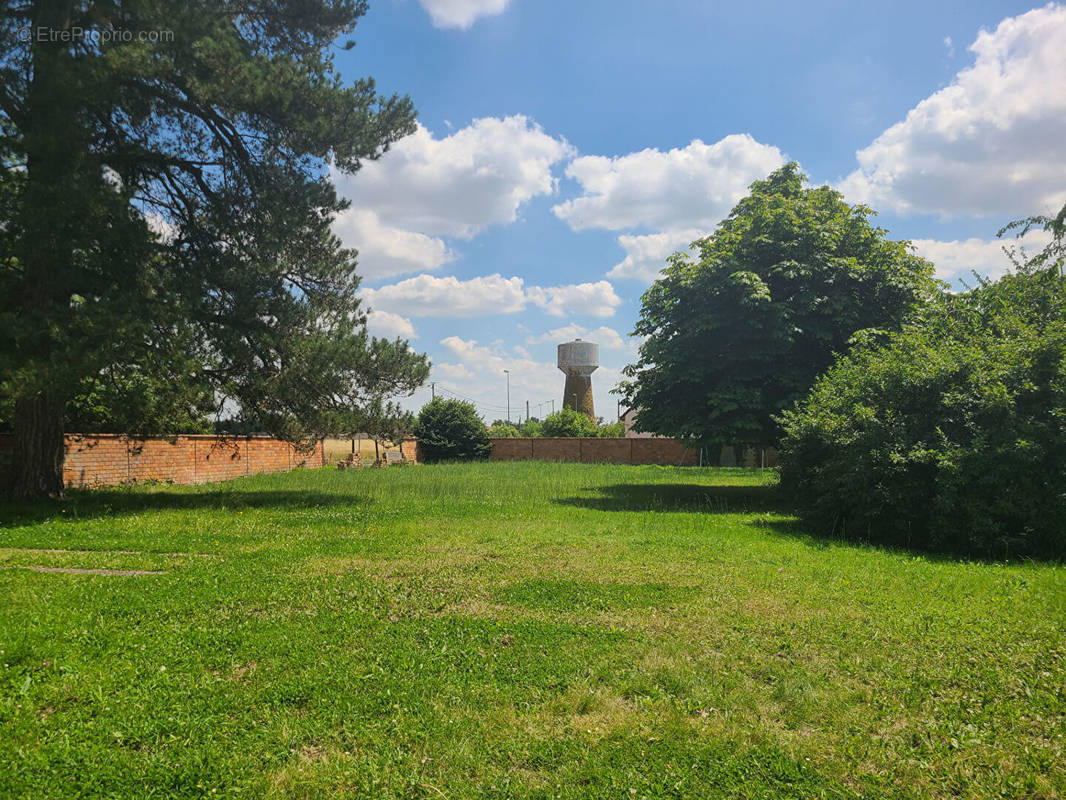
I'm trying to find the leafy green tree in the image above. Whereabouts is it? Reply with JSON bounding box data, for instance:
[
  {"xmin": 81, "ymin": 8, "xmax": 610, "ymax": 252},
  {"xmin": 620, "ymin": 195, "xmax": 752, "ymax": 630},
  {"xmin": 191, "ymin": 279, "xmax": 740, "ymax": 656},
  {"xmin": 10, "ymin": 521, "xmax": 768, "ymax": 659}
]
[
  {"xmin": 617, "ymin": 164, "xmax": 938, "ymax": 449},
  {"xmin": 413, "ymin": 398, "xmax": 491, "ymax": 462},
  {"xmin": 999, "ymin": 200, "xmax": 1066, "ymax": 275},
  {"xmin": 540, "ymin": 408, "xmax": 600, "ymax": 437},
  {"xmin": 487, "ymin": 422, "xmax": 520, "ymax": 438},
  {"xmin": 0, "ymin": 0, "xmax": 425, "ymax": 496},
  {"xmin": 597, "ymin": 420, "xmax": 624, "ymax": 438},
  {"xmin": 519, "ymin": 417, "xmax": 543, "ymax": 437},
  {"xmin": 779, "ymin": 269, "xmax": 1066, "ymax": 559}
]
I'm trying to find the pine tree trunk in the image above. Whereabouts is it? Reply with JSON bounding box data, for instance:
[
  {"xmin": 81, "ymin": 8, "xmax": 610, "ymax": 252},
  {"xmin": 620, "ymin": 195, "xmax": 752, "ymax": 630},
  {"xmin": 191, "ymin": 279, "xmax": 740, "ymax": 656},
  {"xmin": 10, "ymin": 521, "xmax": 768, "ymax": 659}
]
[
  {"xmin": 11, "ymin": 391, "xmax": 66, "ymax": 499},
  {"xmin": 8, "ymin": 0, "xmax": 77, "ymax": 500}
]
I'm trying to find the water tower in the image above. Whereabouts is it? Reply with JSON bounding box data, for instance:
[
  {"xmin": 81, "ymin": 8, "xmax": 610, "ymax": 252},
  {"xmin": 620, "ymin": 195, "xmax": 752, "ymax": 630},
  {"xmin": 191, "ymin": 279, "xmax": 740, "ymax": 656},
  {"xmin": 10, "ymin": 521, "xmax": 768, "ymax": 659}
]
[{"xmin": 557, "ymin": 339, "xmax": 599, "ymax": 419}]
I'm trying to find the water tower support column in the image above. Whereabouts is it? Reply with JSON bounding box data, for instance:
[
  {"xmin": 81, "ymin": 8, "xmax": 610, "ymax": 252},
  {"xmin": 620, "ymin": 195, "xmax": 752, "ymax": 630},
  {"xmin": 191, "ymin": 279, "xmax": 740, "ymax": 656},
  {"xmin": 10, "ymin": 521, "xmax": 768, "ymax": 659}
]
[
  {"xmin": 563, "ymin": 373, "xmax": 595, "ymax": 418},
  {"xmin": 557, "ymin": 339, "xmax": 599, "ymax": 420}
]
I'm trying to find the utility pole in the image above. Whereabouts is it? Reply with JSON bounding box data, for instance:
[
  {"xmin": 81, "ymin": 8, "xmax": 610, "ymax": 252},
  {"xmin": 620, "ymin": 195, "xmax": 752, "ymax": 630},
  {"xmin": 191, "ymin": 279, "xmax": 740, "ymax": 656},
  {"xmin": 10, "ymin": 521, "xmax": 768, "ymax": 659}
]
[
  {"xmin": 431, "ymin": 382, "xmax": 435, "ymax": 400},
  {"xmin": 503, "ymin": 369, "xmax": 510, "ymax": 424},
  {"xmin": 526, "ymin": 400, "xmax": 530, "ymax": 424}
]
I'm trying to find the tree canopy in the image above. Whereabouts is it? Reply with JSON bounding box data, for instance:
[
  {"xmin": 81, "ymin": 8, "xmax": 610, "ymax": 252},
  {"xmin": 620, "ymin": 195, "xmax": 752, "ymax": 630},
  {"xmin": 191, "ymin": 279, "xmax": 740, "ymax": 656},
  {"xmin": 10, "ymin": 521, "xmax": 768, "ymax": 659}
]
[
  {"xmin": 63, "ymin": 359, "xmax": 216, "ymax": 436},
  {"xmin": 0, "ymin": 0, "xmax": 428, "ymax": 495},
  {"xmin": 617, "ymin": 163, "xmax": 938, "ymax": 448},
  {"xmin": 999, "ymin": 201, "xmax": 1066, "ymax": 275}
]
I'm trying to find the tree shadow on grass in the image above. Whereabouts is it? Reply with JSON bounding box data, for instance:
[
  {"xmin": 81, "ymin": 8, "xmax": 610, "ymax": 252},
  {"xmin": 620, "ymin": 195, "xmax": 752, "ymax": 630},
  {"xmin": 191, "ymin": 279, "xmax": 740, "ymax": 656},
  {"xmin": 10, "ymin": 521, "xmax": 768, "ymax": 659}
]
[
  {"xmin": 553, "ymin": 483, "xmax": 788, "ymax": 514},
  {"xmin": 746, "ymin": 516, "xmax": 838, "ymax": 550},
  {"xmin": 0, "ymin": 488, "xmax": 371, "ymax": 527},
  {"xmin": 554, "ymin": 482, "xmax": 1061, "ymax": 564},
  {"xmin": 747, "ymin": 515, "xmax": 1063, "ymax": 565}
]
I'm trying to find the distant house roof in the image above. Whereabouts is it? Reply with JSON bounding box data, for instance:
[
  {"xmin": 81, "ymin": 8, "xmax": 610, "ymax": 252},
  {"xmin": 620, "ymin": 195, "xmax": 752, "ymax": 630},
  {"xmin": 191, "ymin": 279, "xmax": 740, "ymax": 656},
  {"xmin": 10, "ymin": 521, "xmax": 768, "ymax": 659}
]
[{"xmin": 620, "ymin": 406, "xmax": 664, "ymax": 438}]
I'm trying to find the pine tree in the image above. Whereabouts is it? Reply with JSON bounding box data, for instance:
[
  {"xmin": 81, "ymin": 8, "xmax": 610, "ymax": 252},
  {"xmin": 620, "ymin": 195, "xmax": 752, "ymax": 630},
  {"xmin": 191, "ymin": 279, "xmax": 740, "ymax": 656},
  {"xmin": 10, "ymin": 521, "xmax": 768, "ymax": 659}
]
[{"xmin": 0, "ymin": 0, "xmax": 428, "ymax": 496}]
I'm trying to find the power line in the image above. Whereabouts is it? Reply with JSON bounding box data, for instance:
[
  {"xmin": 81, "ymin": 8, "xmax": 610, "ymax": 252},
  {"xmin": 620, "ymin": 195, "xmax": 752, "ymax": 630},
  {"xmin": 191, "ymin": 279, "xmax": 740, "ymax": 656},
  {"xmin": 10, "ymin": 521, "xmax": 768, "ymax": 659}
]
[
  {"xmin": 437, "ymin": 385, "xmax": 504, "ymax": 408},
  {"xmin": 434, "ymin": 385, "xmax": 510, "ymax": 414},
  {"xmin": 425, "ymin": 378, "xmax": 556, "ymax": 420}
]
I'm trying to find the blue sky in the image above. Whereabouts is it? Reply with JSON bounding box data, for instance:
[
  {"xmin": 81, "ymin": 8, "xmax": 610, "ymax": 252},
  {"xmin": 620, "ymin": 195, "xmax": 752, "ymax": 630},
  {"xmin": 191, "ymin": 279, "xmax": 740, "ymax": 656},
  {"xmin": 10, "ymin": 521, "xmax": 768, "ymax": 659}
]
[{"xmin": 327, "ymin": 0, "xmax": 1066, "ymax": 422}]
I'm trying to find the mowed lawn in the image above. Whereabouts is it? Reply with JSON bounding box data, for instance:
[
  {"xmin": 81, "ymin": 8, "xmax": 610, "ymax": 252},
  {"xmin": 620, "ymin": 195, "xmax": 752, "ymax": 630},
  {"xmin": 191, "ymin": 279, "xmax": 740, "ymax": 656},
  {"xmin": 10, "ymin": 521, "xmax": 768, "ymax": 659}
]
[{"xmin": 0, "ymin": 463, "xmax": 1063, "ymax": 799}]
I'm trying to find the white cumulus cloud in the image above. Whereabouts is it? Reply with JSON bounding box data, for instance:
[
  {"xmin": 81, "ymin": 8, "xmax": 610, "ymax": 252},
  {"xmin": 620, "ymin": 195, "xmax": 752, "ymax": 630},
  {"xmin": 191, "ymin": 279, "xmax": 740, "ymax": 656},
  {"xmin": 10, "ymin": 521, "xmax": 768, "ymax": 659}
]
[
  {"xmin": 332, "ymin": 116, "xmax": 572, "ymax": 280},
  {"xmin": 144, "ymin": 211, "xmax": 178, "ymax": 244},
  {"xmin": 436, "ymin": 362, "xmax": 475, "ymax": 380},
  {"xmin": 912, "ymin": 229, "xmax": 1052, "ymax": 283},
  {"xmin": 840, "ymin": 4, "xmax": 1066, "ymax": 217},
  {"xmin": 526, "ymin": 280, "xmax": 621, "ymax": 318},
  {"xmin": 361, "ymin": 274, "xmax": 528, "ymax": 317},
  {"xmin": 365, "ymin": 309, "xmax": 417, "ymax": 340},
  {"xmin": 335, "ymin": 209, "xmax": 455, "ymax": 281},
  {"xmin": 607, "ymin": 229, "xmax": 705, "ymax": 282},
  {"xmin": 553, "ymin": 134, "xmax": 786, "ymax": 232},
  {"xmin": 336, "ymin": 117, "xmax": 572, "ymax": 239},
  {"xmin": 360, "ymin": 273, "xmax": 620, "ymax": 319},
  {"xmin": 418, "ymin": 0, "xmax": 512, "ymax": 29},
  {"xmin": 526, "ymin": 324, "xmax": 632, "ymax": 351}
]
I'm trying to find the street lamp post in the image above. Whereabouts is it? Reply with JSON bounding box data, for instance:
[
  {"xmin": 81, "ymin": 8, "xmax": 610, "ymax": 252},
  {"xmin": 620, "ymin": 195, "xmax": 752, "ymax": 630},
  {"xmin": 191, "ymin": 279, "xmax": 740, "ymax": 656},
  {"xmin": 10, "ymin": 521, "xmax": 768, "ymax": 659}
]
[{"xmin": 503, "ymin": 369, "xmax": 510, "ymax": 424}]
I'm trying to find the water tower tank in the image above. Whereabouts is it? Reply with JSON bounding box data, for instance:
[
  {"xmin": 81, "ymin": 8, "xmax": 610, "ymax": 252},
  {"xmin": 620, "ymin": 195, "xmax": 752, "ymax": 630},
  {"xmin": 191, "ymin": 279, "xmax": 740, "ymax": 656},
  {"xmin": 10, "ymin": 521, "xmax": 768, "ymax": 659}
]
[{"xmin": 557, "ymin": 339, "xmax": 599, "ymax": 419}]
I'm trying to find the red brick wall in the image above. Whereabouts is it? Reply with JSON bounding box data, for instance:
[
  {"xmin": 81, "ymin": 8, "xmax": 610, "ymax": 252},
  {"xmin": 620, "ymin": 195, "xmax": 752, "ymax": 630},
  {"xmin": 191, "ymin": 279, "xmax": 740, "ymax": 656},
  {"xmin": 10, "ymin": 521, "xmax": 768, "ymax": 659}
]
[
  {"xmin": 532, "ymin": 438, "xmax": 582, "ymax": 462},
  {"xmin": 631, "ymin": 437, "xmax": 697, "ymax": 466},
  {"xmin": 580, "ymin": 437, "xmax": 631, "ymax": 463},
  {"xmin": 490, "ymin": 438, "xmax": 534, "ymax": 460},
  {"xmin": 490, "ymin": 437, "xmax": 698, "ymax": 466},
  {"xmin": 0, "ymin": 433, "xmax": 326, "ymax": 489},
  {"xmin": 65, "ymin": 435, "xmax": 131, "ymax": 487}
]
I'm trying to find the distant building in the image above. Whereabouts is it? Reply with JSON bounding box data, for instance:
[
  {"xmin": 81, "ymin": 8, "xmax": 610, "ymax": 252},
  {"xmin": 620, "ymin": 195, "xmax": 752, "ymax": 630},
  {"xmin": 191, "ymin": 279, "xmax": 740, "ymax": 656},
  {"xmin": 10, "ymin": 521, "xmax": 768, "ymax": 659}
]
[
  {"xmin": 618, "ymin": 407, "xmax": 778, "ymax": 466},
  {"xmin": 619, "ymin": 407, "xmax": 664, "ymax": 439}
]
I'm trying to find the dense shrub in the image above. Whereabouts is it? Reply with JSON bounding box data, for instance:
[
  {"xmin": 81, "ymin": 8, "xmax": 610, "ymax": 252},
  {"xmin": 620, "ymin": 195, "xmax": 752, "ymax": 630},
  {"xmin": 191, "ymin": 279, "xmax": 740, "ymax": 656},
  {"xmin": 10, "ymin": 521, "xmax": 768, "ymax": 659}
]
[
  {"xmin": 779, "ymin": 270, "xmax": 1066, "ymax": 559},
  {"xmin": 487, "ymin": 422, "xmax": 520, "ymax": 437},
  {"xmin": 519, "ymin": 418, "xmax": 543, "ymax": 437},
  {"xmin": 413, "ymin": 398, "xmax": 491, "ymax": 462},
  {"xmin": 541, "ymin": 408, "xmax": 601, "ymax": 437},
  {"xmin": 597, "ymin": 420, "xmax": 625, "ymax": 438}
]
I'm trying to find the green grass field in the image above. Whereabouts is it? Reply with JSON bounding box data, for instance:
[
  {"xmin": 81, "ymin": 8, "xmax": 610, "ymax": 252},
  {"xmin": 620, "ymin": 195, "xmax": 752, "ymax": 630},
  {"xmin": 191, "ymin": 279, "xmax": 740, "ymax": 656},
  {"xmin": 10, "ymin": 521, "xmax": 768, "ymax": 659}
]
[{"xmin": 1, "ymin": 462, "xmax": 1063, "ymax": 798}]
